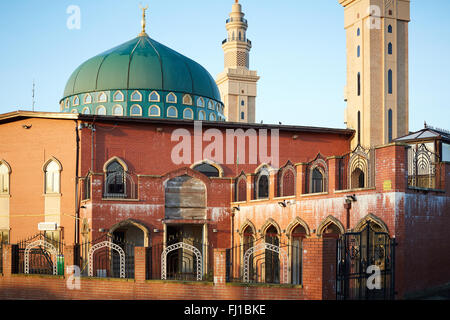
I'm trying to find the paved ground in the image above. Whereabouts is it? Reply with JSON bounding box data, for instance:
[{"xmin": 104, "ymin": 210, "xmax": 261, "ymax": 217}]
[{"xmin": 417, "ymin": 288, "xmax": 450, "ymax": 300}]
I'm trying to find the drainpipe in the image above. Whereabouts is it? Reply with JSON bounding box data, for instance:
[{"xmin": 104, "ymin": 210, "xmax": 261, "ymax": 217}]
[{"xmin": 74, "ymin": 120, "xmax": 80, "ymax": 244}]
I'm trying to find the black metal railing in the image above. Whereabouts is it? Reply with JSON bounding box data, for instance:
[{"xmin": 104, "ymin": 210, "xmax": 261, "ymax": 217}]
[
  {"xmin": 408, "ymin": 143, "xmax": 443, "ymax": 189},
  {"xmin": 146, "ymin": 238, "xmax": 214, "ymax": 281},
  {"xmin": 103, "ymin": 172, "xmax": 138, "ymax": 200},
  {"xmin": 78, "ymin": 234, "xmax": 136, "ymax": 279},
  {"xmin": 14, "ymin": 232, "xmax": 64, "ymax": 275},
  {"xmin": 226, "ymin": 238, "xmax": 301, "ymax": 285},
  {"xmin": 338, "ymin": 145, "xmax": 376, "ymax": 191}
]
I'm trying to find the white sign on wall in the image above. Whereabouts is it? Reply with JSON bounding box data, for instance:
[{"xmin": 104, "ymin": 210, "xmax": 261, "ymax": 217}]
[{"xmin": 38, "ymin": 222, "xmax": 58, "ymax": 231}]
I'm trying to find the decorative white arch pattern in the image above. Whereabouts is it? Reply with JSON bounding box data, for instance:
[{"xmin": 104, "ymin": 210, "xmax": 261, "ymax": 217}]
[
  {"xmin": 161, "ymin": 242, "xmax": 203, "ymax": 281},
  {"xmin": 24, "ymin": 240, "xmax": 58, "ymax": 275},
  {"xmin": 88, "ymin": 241, "xmax": 125, "ymax": 278},
  {"xmin": 243, "ymin": 242, "xmax": 288, "ymax": 284}
]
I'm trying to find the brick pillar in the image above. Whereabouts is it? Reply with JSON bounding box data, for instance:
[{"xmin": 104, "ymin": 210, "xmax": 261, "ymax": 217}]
[
  {"xmin": 213, "ymin": 249, "xmax": 227, "ymax": 285},
  {"xmin": 134, "ymin": 247, "xmax": 148, "ymax": 282},
  {"xmin": 296, "ymin": 163, "xmax": 306, "ymax": 195},
  {"xmin": 2, "ymin": 244, "xmax": 16, "ymax": 276},
  {"xmin": 246, "ymin": 175, "xmax": 253, "ymax": 200},
  {"xmin": 327, "ymin": 157, "xmax": 341, "ymax": 193},
  {"xmin": 302, "ymin": 238, "xmax": 323, "ymax": 300},
  {"xmin": 269, "ymin": 170, "xmax": 276, "ymax": 199},
  {"xmin": 321, "ymin": 238, "xmax": 337, "ymax": 300},
  {"xmin": 64, "ymin": 245, "xmax": 78, "ymax": 277}
]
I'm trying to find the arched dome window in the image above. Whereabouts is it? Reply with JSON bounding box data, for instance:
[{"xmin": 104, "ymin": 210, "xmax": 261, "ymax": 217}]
[
  {"xmin": 0, "ymin": 161, "xmax": 11, "ymax": 194},
  {"xmin": 149, "ymin": 91, "xmax": 160, "ymax": 102},
  {"xmin": 183, "ymin": 108, "xmax": 193, "ymax": 120},
  {"xmin": 166, "ymin": 92, "xmax": 177, "ymax": 103},
  {"xmin": 44, "ymin": 159, "xmax": 61, "ymax": 194},
  {"xmin": 98, "ymin": 92, "xmax": 107, "ymax": 103},
  {"xmin": 183, "ymin": 94, "xmax": 193, "ymax": 105},
  {"xmin": 149, "ymin": 105, "xmax": 160, "ymax": 117},
  {"xmin": 84, "ymin": 94, "xmax": 92, "ymax": 104},
  {"xmin": 208, "ymin": 100, "xmax": 214, "ymax": 110},
  {"xmin": 65, "ymin": 99, "xmax": 70, "ymax": 108},
  {"xmin": 131, "ymin": 90, "xmax": 142, "ymax": 102},
  {"xmin": 113, "ymin": 91, "xmax": 124, "ymax": 102},
  {"xmin": 197, "ymin": 97, "xmax": 205, "ymax": 108},
  {"xmin": 82, "ymin": 107, "xmax": 91, "ymax": 115},
  {"xmin": 96, "ymin": 106, "xmax": 106, "ymax": 115},
  {"xmin": 73, "ymin": 96, "xmax": 80, "ymax": 106},
  {"xmin": 167, "ymin": 106, "xmax": 178, "ymax": 118},
  {"xmin": 193, "ymin": 163, "xmax": 220, "ymax": 178},
  {"xmin": 130, "ymin": 105, "xmax": 142, "ymax": 116},
  {"xmin": 198, "ymin": 110, "xmax": 205, "ymax": 121},
  {"xmin": 71, "ymin": 109, "xmax": 78, "ymax": 113},
  {"xmin": 209, "ymin": 113, "xmax": 216, "ymax": 121},
  {"xmin": 113, "ymin": 105, "xmax": 124, "ymax": 116}
]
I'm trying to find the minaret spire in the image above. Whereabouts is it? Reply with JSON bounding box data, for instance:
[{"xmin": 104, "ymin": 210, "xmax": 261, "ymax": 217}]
[{"xmin": 139, "ymin": 4, "xmax": 149, "ymax": 37}]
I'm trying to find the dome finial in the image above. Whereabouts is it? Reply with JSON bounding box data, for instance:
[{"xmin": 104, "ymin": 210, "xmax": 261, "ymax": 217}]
[{"xmin": 139, "ymin": 3, "xmax": 149, "ymax": 37}]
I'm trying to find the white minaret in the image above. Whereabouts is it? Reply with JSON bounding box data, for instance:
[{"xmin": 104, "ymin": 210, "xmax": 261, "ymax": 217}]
[{"xmin": 216, "ymin": 0, "xmax": 259, "ymax": 123}]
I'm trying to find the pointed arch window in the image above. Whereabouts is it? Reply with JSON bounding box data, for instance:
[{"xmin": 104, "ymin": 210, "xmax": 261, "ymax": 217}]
[
  {"xmin": 113, "ymin": 91, "xmax": 124, "ymax": 102},
  {"xmin": 388, "ymin": 42, "xmax": 393, "ymax": 55},
  {"xmin": 388, "ymin": 69, "xmax": 393, "ymax": 94},
  {"xmin": 105, "ymin": 160, "xmax": 125, "ymax": 195},
  {"xmin": 209, "ymin": 113, "xmax": 216, "ymax": 121},
  {"xmin": 357, "ymin": 45, "xmax": 361, "ymax": 57},
  {"xmin": 73, "ymin": 96, "xmax": 80, "ymax": 106},
  {"xmin": 98, "ymin": 92, "xmax": 107, "ymax": 103},
  {"xmin": 357, "ymin": 72, "xmax": 361, "ymax": 96},
  {"xmin": 208, "ymin": 100, "xmax": 214, "ymax": 110},
  {"xmin": 182, "ymin": 94, "xmax": 192, "ymax": 105},
  {"xmin": 197, "ymin": 97, "xmax": 205, "ymax": 108},
  {"xmin": 0, "ymin": 161, "xmax": 10, "ymax": 194},
  {"xmin": 388, "ymin": 25, "xmax": 393, "ymax": 33},
  {"xmin": 312, "ymin": 168, "xmax": 324, "ymax": 193},
  {"xmin": 84, "ymin": 94, "xmax": 92, "ymax": 104},
  {"xmin": 131, "ymin": 90, "xmax": 142, "ymax": 102},
  {"xmin": 255, "ymin": 168, "xmax": 270, "ymax": 199},
  {"xmin": 96, "ymin": 106, "xmax": 106, "ymax": 115},
  {"xmin": 388, "ymin": 109, "xmax": 393, "ymax": 142},
  {"xmin": 357, "ymin": 28, "xmax": 360, "ymax": 36},
  {"xmin": 44, "ymin": 160, "xmax": 61, "ymax": 194},
  {"xmin": 166, "ymin": 92, "xmax": 177, "ymax": 103},
  {"xmin": 198, "ymin": 110, "xmax": 206, "ymax": 121},
  {"xmin": 149, "ymin": 91, "xmax": 160, "ymax": 102},
  {"xmin": 235, "ymin": 175, "xmax": 247, "ymax": 202},
  {"xmin": 82, "ymin": 107, "xmax": 91, "ymax": 115},
  {"xmin": 149, "ymin": 105, "xmax": 161, "ymax": 117},
  {"xmin": 65, "ymin": 99, "xmax": 70, "ymax": 108}
]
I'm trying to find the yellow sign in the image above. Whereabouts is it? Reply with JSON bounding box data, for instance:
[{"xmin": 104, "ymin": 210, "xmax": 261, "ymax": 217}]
[{"xmin": 383, "ymin": 180, "xmax": 392, "ymax": 191}]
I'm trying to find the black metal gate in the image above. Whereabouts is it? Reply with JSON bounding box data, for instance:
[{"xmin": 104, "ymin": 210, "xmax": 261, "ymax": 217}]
[{"xmin": 337, "ymin": 222, "xmax": 396, "ymax": 300}]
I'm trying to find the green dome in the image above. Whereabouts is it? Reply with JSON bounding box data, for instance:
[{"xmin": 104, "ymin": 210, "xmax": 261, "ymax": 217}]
[{"xmin": 63, "ymin": 35, "xmax": 221, "ymax": 102}]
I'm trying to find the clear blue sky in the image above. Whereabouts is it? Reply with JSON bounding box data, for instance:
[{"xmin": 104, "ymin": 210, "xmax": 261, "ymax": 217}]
[{"xmin": 0, "ymin": 0, "xmax": 449, "ymax": 132}]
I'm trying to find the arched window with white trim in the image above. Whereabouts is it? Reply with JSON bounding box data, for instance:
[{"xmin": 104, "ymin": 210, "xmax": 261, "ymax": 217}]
[
  {"xmin": 183, "ymin": 108, "xmax": 193, "ymax": 120},
  {"xmin": 73, "ymin": 96, "xmax": 80, "ymax": 106},
  {"xmin": 197, "ymin": 97, "xmax": 205, "ymax": 108},
  {"xmin": 113, "ymin": 105, "xmax": 124, "ymax": 116},
  {"xmin": 113, "ymin": 91, "xmax": 124, "ymax": 102},
  {"xmin": 183, "ymin": 94, "xmax": 192, "ymax": 105},
  {"xmin": 44, "ymin": 160, "xmax": 61, "ymax": 194},
  {"xmin": 166, "ymin": 92, "xmax": 177, "ymax": 103},
  {"xmin": 131, "ymin": 90, "xmax": 142, "ymax": 102},
  {"xmin": 130, "ymin": 105, "xmax": 142, "ymax": 116},
  {"xmin": 198, "ymin": 110, "xmax": 205, "ymax": 121},
  {"xmin": 98, "ymin": 92, "xmax": 107, "ymax": 103},
  {"xmin": 167, "ymin": 106, "xmax": 178, "ymax": 118},
  {"xmin": 209, "ymin": 113, "xmax": 216, "ymax": 121},
  {"xmin": 0, "ymin": 161, "xmax": 10, "ymax": 194},
  {"xmin": 207, "ymin": 101, "xmax": 214, "ymax": 110},
  {"xmin": 149, "ymin": 91, "xmax": 160, "ymax": 102},
  {"xmin": 82, "ymin": 107, "xmax": 91, "ymax": 115},
  {"xmin": 84, "ymin": 94, "xmax": 92, "ymax": 104},
  {"xmin": 105, "ymin": 160, "xmax": 126, "ymax": 195},
  {"xmin": 96, "ymin": 106, "xmax": 106, "ymax": 115},
  {"xmin": 149, "ymin": 105, "xmax": 161, "ymax": 117}
]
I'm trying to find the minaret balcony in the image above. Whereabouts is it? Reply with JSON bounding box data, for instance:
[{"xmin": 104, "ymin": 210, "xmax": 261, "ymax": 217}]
[
  {"xmin": 222, "ymin": 38, "xmax": 252, "ymax": 45},
  {"xmin": 226, "ymin": 17, "xmax": 247, "ymax": 24}
]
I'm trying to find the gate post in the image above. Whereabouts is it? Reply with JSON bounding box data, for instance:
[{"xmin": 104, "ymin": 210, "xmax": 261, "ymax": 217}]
[
  {"xmin": 134, "ymin": 247, "xmax": 148, "ymax": 282},
  {"xmin": 2, "ymin": 244, "xmax": 16, "ymax": 276},
  {"xmin": 64, "ymin": 245, "xmax": 78, "ymax": 277},
  {"xmin": 214, "ymin": 249, "xmax": 227, "ymax": 285}
]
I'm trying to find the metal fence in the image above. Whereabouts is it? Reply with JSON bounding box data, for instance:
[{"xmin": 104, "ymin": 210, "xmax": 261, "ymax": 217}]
[
  {"xmin": 77, "ymin": 234, "xmax": 136, "ymax": 279},
  {"xmin": 14, "ymin": 233, "xmax": 64, "ymax": 275},
  {"xmin": 408, "ymin": 143, "xmax": 444, "ymax": 189},
  {"xmin": 338, "ymin": 145, "xmax": 376, "ymax": 191},
  {"xmin": 226, "ymin": 238, "xmax": 301, "ymax": 285},
  {"xmin": 146, "ymin": 238, "xmax": 214, "ymax": 281}
]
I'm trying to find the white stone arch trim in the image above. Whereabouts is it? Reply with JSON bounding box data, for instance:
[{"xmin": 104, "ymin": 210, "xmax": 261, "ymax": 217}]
[
  {"xmin": 108, "ymin": 219, "xmax": 151, "ymax": 247},
  {"xmin": 149, "ymin": 91, "xmax": 160, "ymax": 102},
  {"xmin": 81, "ymin": 107, "xmax": 91, "ymax": 115},
  {"xmin": 42, "ymin": 157, "xmax": 63, "ymax": 172},
  {"xmin": 354, "ymin": 213, "xmax": 389, "ymax": 234},
  {"xmin": 88, "ymin": 241, "xmax": 125, "ymax": 278},
  {"xmin": 260, "ymin": 218, "xmax": 282, "ymax": 237},
  {"xmin": 130, "ymin": 90, "xmax": 143, "ymax": 102},
  {"xmin": 243, "ymin": 242, "xmax": 288, "ymax": 284},
  {"xmin": 97, "ymin": 91, "xmax": 108, "ymax": 103},
  {"xmin": 0, "ymin": 159, "xmax": 12, "ymax": 173},
  {"xmin": 24, "ymin": 240, "xmax": 58, "ymax": 275},
  {"xmin": 103, "ymin": 156, "xmax": 128, "ymax": 173},
  {"xmin": 190, "ymin": 159, "xmax": 224, "ymax": 178},
  {"xmin": 95, "ymin": 105, "xmax": 107, "ymax": 115},
  {"xmin": 286, "ymin": 217, "xmax": 311, "ymax": 238},
  {"xmin": 316, "ymin": 215, "xmax": 345, "ymax": 237},
  {"xmin": 130, "ymin": 104, "xmax": 143, "ymax": 116},
  {"xmin": 113, "ymin": 90, "xmax": 125, "ymax": 102},
  {"xmin": 254, "ymin": 163, "xmax": 274, "ymax": 175},
  {"xmin": 84, "ymin": 93, "xmax": 92, "ymax": 104},
  {"xmin": 161, "ymin": 242, "xmax": 203, "ymax": 281},
  {"xmin": 149, "ymin": 105, "xmax": 161, "ymax": 117},
  {"xmin": 308, "ymin": 156, "xmax": 329, "ymax": 193},
  {"xmin": 239, "ymin": 219, "xmax": 257, "ymax": 237},
  {"xmin": 166, "ymin": 92, "xmax": 177, "ymax": 103}
]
